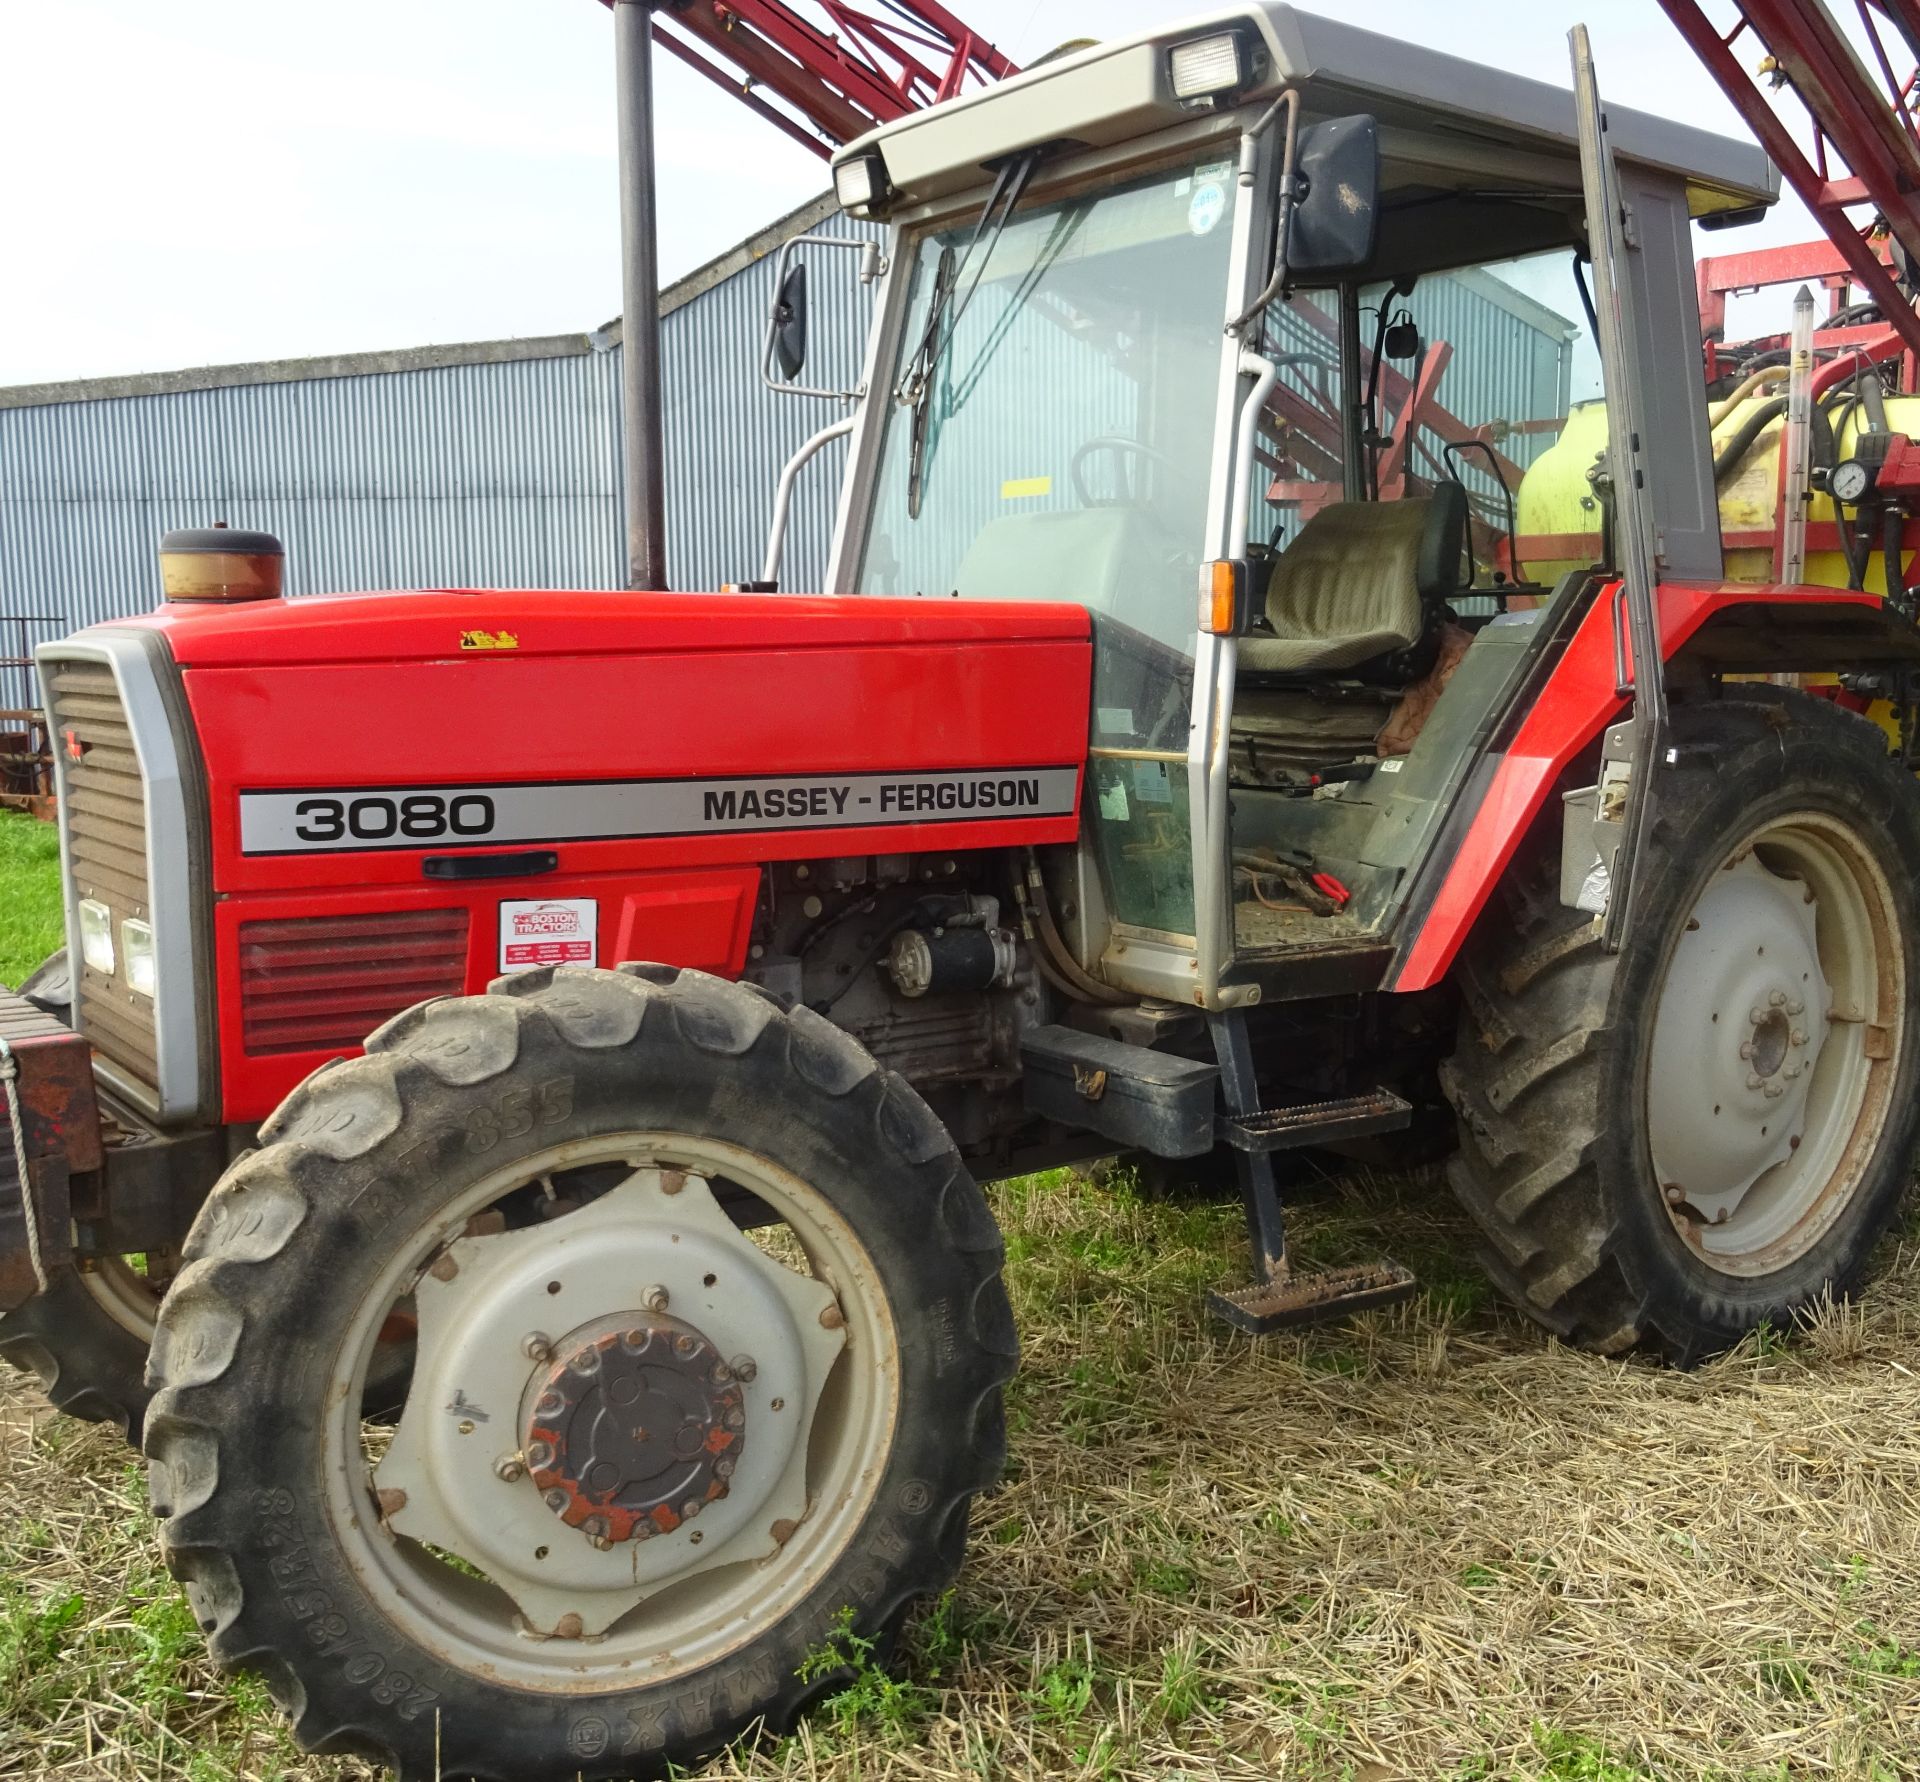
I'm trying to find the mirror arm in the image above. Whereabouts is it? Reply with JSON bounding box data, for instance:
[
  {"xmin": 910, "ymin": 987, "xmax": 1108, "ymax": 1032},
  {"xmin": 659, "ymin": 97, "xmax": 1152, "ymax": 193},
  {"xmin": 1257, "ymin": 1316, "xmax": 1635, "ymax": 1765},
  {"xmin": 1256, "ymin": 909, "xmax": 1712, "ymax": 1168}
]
[{"xmin": 1226, "ymin": 88, "xmax": 1301, "ymax": 338}]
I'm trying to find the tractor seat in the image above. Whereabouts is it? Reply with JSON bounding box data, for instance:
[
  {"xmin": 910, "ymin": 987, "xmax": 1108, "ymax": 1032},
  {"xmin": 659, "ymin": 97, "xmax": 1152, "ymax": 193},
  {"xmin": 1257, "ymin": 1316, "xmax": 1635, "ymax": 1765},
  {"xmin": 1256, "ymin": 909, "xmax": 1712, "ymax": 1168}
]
[{"xmin": 1239, "ymin": 487, "xmax": 1467, "ymax": 678}]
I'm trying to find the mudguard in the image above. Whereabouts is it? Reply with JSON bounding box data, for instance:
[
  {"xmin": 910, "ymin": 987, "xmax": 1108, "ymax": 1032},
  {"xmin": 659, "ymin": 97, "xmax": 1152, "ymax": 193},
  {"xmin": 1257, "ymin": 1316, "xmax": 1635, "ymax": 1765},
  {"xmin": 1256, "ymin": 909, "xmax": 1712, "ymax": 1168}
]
[{"xmin": 1386, "ymin": 582, "xmax": 1920, "ymax": 992}]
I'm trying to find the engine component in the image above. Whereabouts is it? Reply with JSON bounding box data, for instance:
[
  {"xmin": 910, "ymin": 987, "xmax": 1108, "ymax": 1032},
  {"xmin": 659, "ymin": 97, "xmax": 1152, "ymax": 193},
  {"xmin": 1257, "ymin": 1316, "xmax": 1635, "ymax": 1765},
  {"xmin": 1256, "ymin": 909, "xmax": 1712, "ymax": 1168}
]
[{"xmin": 886, "ymin": 924, "xmax": 1018, "ymax": 998}]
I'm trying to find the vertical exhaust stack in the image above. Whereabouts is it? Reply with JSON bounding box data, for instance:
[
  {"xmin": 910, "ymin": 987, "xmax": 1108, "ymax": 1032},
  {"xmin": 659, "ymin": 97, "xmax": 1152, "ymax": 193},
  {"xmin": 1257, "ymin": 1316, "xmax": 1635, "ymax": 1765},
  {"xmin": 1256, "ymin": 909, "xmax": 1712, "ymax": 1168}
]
[{"xmin": 614, "ymin": 0, "xmax": 670, "ymax": 590}]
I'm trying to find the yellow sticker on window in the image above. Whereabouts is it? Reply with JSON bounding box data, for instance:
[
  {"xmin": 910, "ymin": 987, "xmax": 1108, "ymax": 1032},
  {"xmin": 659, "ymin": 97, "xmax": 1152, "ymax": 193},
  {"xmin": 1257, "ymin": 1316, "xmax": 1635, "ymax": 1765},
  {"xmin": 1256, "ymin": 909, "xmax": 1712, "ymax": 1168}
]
[{"xmin": 1000, "ymin": 475, "xmax": 1052, "ymax": 499}]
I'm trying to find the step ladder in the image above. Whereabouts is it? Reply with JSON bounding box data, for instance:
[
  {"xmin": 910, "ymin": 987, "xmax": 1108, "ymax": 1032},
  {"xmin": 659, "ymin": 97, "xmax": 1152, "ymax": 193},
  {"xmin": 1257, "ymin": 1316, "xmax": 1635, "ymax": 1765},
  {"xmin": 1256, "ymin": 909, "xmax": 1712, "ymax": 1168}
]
[{"xmin": 1205, "ymin": 1012, "xmax": 1419, "ymax": 1335}]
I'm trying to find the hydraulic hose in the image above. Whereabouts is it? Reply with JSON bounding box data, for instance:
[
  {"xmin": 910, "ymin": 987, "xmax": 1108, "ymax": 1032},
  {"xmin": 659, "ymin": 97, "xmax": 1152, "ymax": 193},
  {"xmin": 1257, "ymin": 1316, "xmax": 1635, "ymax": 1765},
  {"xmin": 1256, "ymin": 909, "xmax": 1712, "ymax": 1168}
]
[
  {"xmin": 1707, "ymin": 365, "xmax": 1787, "ymax": 429},
  {"xmin": 1020, "ymin": 851, "xmax": 1131, "ymax": 1007},
  {"xmin": 1713, "ymin": 396, "xmax": 1788, "ymax": 484}
]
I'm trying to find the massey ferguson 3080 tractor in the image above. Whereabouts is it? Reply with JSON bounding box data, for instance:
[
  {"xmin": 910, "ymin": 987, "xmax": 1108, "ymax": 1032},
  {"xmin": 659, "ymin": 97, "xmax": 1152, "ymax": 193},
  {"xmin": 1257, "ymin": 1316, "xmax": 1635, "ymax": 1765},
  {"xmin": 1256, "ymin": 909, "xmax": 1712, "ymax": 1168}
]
[{"xmin": 9, "ymin": 3, "xmax": 1920, "ymax": 1775}]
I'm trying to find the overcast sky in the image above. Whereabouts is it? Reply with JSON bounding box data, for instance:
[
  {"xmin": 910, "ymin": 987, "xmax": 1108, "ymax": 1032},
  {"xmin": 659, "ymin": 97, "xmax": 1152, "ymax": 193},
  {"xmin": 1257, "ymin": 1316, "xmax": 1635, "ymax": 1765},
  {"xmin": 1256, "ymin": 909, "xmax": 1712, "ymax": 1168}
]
[{"xmin": 0, "ymin": 0, "xmax": 1829, "ymax": 388}]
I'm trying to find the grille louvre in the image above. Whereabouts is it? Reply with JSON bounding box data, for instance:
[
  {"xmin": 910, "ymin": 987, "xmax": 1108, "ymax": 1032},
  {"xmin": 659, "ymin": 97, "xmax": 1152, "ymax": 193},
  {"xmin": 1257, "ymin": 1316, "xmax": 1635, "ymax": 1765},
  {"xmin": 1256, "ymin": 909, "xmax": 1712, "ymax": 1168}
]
[
  {"xmin": 45, "ymin": 660, "xmax": 161, "ymax": 1090},
  {"xmin": 239, "ymin": 909, "xmax": 470, "ymax": 1056}
]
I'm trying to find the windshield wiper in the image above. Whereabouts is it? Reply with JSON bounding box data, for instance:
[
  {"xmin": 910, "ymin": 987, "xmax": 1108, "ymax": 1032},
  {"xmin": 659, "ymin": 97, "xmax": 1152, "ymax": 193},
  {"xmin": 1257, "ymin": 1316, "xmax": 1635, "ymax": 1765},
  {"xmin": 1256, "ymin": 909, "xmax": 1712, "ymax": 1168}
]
[{"xmin": 900, "ymin": 148, "xmax": 1042, "ymax": 517}]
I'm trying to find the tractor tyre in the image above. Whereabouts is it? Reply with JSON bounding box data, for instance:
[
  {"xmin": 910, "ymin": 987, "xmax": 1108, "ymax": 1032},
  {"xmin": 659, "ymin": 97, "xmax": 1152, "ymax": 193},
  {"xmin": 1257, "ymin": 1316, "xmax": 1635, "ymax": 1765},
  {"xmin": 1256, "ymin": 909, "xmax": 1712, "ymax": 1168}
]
[
  {"xmin": 144, "ymin": 965, "xmax": 1015, "ymax": 1782},
  {"xmin": 0, "ymin": 1262, "xmax": 159, "ymax": 1438},
  {"xmin": 1, "ymin": 946, "xmax": 159, "ymax": 1439},
  {"xmin": 16, "ymin": 946, "xmax": 72, "ymax": 1022},
  {"xmin": 1441, "ymin": 687, "xmax": 1920, "ymax": 1363}
]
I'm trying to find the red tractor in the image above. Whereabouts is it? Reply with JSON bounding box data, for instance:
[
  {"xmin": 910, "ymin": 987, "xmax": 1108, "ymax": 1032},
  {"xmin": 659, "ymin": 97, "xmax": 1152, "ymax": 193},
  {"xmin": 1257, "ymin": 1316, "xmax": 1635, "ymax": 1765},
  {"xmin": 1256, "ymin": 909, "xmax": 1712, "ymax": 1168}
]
[{"xmin": 6, "ymin": 5, "xmax": 1920, "ymax": 1777}]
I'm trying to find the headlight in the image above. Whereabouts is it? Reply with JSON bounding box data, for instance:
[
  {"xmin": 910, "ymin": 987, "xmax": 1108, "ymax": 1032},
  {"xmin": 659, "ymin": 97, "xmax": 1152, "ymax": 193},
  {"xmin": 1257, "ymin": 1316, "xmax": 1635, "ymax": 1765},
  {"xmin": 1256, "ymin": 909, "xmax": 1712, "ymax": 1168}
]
[
  {"xmin": 121, "ymin": 918, "xmax": 156, "ymax": 998},
  {"xmin": 833, "ymin": 152, "xmax": 890, "ymax": 214},
  {"xmin": 78, "ymin": 898, "xmax": 115, "ymax": 975},
  {"xmin": 1169, "ymin": 30, "xmax": 1253, "ymax": 101}
]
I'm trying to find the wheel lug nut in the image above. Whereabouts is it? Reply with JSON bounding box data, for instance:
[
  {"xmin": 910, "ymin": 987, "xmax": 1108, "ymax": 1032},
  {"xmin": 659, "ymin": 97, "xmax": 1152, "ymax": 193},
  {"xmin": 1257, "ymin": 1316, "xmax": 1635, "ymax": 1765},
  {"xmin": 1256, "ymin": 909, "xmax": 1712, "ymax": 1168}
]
[
  {"xmin": 526, "ymin": 1440, "xmax": 554, "ymax": 1469},
  {"xmin": 1747, "ymin": 1073, "xmax": 1765, "ymax": 1090},
  {"xmin": 682, "ymin": 1499, "xmax": 703, "ymax": 1521},
  {"xmin": 715, "ymin": 1455, "xmax": 736, "ymax": 1479},
  {"xmin": 1769, "ymin": 990, "xmax": 1787, "ymax": 1008},
  {"xmin": 642, "ymin": 1284, "xmax": 670, "ymax": 1313},
  {"xmin": 1664, "ymin": 1184, "xmax": 1686, "ymax": 1206},
  {"xmin": 494, "ymin": 1453, "xmax": 526, "ymax": 1483},
  {"xmin": 536, "ymin": 1390, "xmax": 564, "ymax": 1418},
  {"xmin": 730, "ymin": 1354, "xmax": 758, "ymax": 1383},
  {"xmin": 523, "ymin": 1332, "xmax": 553, "ymax": 1361},
  {"xmin": 544, "ymin": 1489, "xmax": 568, "ymax": 1512},
  {"xmin": 1738, "ymin": 1041, "xmax": 1755, "ymax": 1060},
  {"xmin": 674, "ymin": 1333, "xmax": 697, "ymax": 1357},
  {"xmin": 570, "ymin": 1348, "xmax": 600, "ymax": 1375},
  {"xmin": 1788, "ymin": 998, "xmax": 1805, "ymax": 1016},
  {"xmin": 622, "ymin": 1327, "xmax": 649, "ymax": 1352},
  {"xmin": 1749, "ymin": 1007, "xmax": 1768, "ymax": 1026},
  {"xmin": 1764, "ymin": 1081, "xmax": 1786, "ymax": 1099},
  {"xmin": 1791, "ymin": 1029, "xmax": 1808, "ymax": 1047},
  {"xmin": 819, "ymin": 1303, "xmax": 846, "ymax": 1330}
]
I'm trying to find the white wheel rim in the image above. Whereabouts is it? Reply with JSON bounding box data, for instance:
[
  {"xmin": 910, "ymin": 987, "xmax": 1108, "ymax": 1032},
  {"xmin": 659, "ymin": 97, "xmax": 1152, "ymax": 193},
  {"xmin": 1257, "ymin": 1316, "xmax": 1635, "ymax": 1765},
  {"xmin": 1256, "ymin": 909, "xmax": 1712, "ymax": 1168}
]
[
  {"xmin": 1646, "ymin": 811, "xmax": 1903, "ymax": 1276},
  {"xmin": 323, "ymin": 1132, "xmax": 900, "ymax": 1690},
  {"xmin": 77, "ymin": 1255, "xmax": 162, "ymax": 1340}
]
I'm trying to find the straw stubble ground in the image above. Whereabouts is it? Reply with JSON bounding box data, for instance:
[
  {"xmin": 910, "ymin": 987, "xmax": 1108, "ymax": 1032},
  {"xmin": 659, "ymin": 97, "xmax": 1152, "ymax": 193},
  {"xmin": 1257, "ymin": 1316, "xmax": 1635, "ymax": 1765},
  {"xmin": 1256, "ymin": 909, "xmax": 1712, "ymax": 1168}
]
[
  {"xmin": 6, "ymin": 1164, "xmax": 1920, "ymax": 1780},
  {"xmin": 2, "ymin": 804, "xmax": 1920, "ymax": 1778}
]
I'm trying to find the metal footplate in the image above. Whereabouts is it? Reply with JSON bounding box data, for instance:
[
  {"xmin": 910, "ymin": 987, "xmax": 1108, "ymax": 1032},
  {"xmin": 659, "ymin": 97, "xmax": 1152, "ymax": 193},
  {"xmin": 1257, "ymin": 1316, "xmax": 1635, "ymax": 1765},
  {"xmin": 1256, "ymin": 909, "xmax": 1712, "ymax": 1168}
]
[
  {"xmin": 1207, "ymin": 1260, "xmax": 1418, "ymax": 1334},
  {"xmin": 1217, "ymin": 1087, "xmax": 1412, "ymax": 1153},
  {"xmin": 1204, "ymin": 1012, "xmax": 1416, "ymax": 1335}
]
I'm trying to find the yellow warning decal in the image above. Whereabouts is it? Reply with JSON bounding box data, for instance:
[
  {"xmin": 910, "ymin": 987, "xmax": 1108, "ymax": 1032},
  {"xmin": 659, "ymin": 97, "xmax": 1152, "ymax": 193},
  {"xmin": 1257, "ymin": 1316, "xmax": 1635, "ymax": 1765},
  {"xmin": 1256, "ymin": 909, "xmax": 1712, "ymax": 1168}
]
[
  {"xmin": 1000, "ymin": 475, "xmax": 1053, "ymax": 499},
  {"xmin": 461, "ymin": 629, "xmax": 520, "ymax": 651}
]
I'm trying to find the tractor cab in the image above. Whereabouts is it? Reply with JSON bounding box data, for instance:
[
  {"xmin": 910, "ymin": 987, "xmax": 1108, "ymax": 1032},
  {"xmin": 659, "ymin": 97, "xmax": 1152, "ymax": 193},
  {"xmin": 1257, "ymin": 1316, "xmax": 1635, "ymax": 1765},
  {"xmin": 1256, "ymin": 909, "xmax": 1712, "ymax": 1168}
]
[{"xmin": 828, "ymin": 3, "xmax": 1775, "ymax": 1010}]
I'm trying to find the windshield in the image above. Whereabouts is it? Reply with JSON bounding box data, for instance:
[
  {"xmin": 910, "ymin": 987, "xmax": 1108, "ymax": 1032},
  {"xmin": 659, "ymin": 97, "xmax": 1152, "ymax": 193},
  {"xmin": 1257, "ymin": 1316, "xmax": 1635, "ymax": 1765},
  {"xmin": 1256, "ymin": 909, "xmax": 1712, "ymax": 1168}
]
[{"xmin": 854, "ymin": 155, "xmax": 1240, "ymax": 753}]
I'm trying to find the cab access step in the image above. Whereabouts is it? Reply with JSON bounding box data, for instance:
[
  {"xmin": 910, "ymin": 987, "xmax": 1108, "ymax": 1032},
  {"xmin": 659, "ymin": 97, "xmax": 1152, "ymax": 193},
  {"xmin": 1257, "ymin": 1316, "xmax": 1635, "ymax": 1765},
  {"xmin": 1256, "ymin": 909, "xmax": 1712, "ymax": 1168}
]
[{"xmin": 1019, "ymin": 1017, "xmax": 1418, "ymax": 1333}]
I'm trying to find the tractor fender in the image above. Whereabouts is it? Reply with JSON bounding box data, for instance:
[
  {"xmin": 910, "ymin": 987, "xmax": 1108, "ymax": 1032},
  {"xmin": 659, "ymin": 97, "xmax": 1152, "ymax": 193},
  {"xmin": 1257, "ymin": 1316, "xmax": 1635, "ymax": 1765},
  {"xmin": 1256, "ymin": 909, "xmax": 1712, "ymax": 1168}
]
[{"xmin": 1385, "ymin": 582, "xmax": 1915, "ymax": 993}]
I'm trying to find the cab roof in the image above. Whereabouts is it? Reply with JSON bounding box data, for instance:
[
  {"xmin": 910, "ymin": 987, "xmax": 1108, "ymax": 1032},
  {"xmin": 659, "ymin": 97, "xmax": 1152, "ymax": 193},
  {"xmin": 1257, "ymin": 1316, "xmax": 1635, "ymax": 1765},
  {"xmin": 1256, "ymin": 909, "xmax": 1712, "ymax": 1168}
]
[{"xmin": 834, "ymin": 3, "xmax": 1778, "ymax": 223}]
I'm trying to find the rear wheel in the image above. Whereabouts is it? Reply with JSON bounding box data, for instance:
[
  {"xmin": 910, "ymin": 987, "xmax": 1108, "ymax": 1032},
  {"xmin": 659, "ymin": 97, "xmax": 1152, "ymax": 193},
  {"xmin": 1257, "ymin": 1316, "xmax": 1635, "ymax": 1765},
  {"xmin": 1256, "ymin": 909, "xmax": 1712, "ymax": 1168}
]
[
  {"xmin": 145, "ymin": 966, "xmax": 1014, "ymax": 1781},
  {"xmin": 1441, "ymin": 689, "xmax": 1920, "ymax": 1362}
]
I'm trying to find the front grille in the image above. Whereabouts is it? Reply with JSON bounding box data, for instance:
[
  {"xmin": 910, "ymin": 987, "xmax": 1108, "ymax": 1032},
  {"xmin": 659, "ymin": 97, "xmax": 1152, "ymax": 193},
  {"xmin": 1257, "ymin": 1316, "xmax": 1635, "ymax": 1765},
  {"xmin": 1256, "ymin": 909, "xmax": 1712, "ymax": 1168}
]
[
  {"xmin": 43, "ymin": 661, "xmax": 161, "ymax": 1091},
  {"xmin": 238, "ymin": 909, "xmax": 470, "ymax": 1056}
]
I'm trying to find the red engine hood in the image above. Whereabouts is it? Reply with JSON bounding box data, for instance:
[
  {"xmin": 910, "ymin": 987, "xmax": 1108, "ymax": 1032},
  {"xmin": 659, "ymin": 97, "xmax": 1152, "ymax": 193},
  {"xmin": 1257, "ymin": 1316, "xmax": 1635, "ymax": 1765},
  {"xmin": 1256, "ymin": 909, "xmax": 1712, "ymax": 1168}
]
[{"xmin": 122, "ymin": 586, "xmax": 1091, "ymax": 666}]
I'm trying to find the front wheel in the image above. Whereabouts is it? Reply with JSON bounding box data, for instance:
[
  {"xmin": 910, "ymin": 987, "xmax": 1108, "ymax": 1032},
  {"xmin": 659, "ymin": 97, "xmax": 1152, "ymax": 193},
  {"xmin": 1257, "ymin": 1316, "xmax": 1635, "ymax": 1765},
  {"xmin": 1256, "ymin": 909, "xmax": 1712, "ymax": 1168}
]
[
  {"xmin": 145, "ymin": 966, "xmax": 1015, "ymax": 1781},
  {"xmin": 1442, "ymin": 689, "xmax": 1920, "ymax": 1363}
]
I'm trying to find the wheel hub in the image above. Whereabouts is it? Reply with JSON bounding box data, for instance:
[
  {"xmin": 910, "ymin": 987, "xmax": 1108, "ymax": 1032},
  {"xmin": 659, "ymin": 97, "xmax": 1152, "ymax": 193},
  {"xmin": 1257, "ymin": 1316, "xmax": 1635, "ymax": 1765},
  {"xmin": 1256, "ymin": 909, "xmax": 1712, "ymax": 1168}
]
[
  {"xmin": 370, "ymin": 1165, "xmax": 845, "ymax": 1636},
  {"xmin": 1648, "ymin": 851, "xmax": 1830, "ymax": 1226},
  {"xmin": 523, "ymin": 1312, "xmax": 746, "ymax": 1545}
]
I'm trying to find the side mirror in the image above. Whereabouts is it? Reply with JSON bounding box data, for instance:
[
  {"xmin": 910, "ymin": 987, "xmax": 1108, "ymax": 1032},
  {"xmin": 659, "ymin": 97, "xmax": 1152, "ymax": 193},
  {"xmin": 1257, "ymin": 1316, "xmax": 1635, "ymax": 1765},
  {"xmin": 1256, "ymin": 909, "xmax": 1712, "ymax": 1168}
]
[
  {"xmin": 761, "ymin": 234, "xmax": 884, "ymax": 401},
  {"xmin": 1287, "ymin": 113, "xmax": 1380, "ymax": 277},
  {"xmin": 772, "ymin": 261, "xmax": 809, "ymax": 381}
]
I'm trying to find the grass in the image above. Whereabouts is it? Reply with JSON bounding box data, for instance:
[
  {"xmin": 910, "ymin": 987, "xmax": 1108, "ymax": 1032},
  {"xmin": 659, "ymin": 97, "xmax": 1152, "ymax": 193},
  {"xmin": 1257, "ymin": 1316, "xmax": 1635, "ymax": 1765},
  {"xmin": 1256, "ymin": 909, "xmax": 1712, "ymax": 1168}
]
[
  {"xmin": 0, "ymin": 808, "xmax": 63, "ymax": 987},
  {"xmin": 4, "ymin": 820, "xmax": 1920, "ymax": 1777}
]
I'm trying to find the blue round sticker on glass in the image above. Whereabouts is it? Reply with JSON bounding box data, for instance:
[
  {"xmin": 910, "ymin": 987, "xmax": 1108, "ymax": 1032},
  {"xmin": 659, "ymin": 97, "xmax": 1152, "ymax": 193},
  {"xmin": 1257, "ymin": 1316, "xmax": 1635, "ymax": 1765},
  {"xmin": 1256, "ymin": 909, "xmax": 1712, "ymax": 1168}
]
[{"xmin": 1188, "ymin": 181, "xmax": 1226, "ymax": 236}]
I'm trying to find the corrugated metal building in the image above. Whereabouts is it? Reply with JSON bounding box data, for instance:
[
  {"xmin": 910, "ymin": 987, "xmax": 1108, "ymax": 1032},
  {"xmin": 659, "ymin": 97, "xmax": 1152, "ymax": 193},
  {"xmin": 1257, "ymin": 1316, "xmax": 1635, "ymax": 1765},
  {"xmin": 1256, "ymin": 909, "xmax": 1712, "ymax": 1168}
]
[
  {"xmin": 2, "ymin": 198, "xmax": 1574, "ymax": 644},
  {"xmin": 0, "ymin": 193, "xmax": 880, "ymax": 636}
]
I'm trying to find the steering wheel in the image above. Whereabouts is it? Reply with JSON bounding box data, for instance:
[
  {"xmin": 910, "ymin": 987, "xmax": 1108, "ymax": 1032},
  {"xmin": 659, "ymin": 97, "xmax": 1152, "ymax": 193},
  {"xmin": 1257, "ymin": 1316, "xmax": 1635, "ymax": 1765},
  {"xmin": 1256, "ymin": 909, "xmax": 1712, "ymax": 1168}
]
[{"xmin": 1071, "ymin": 435, "xmax": 1180, "ymax": 508}]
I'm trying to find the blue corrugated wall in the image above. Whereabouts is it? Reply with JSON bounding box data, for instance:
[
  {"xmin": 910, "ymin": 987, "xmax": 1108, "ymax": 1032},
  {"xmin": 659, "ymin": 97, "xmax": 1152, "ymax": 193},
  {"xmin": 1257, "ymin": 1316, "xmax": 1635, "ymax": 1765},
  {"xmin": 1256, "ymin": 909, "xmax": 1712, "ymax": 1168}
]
[{"xmin": 0, "ymin": 205, "xmax": 883, "ymax": 632}]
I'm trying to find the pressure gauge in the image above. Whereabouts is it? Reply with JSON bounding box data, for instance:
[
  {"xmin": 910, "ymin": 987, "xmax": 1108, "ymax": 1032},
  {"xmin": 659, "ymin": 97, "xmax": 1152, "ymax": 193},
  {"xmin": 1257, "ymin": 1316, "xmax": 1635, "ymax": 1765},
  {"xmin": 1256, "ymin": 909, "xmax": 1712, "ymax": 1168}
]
[{"xmin": 1830, "ymin": 458, "xmax": 1876, "ymax": 505}]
